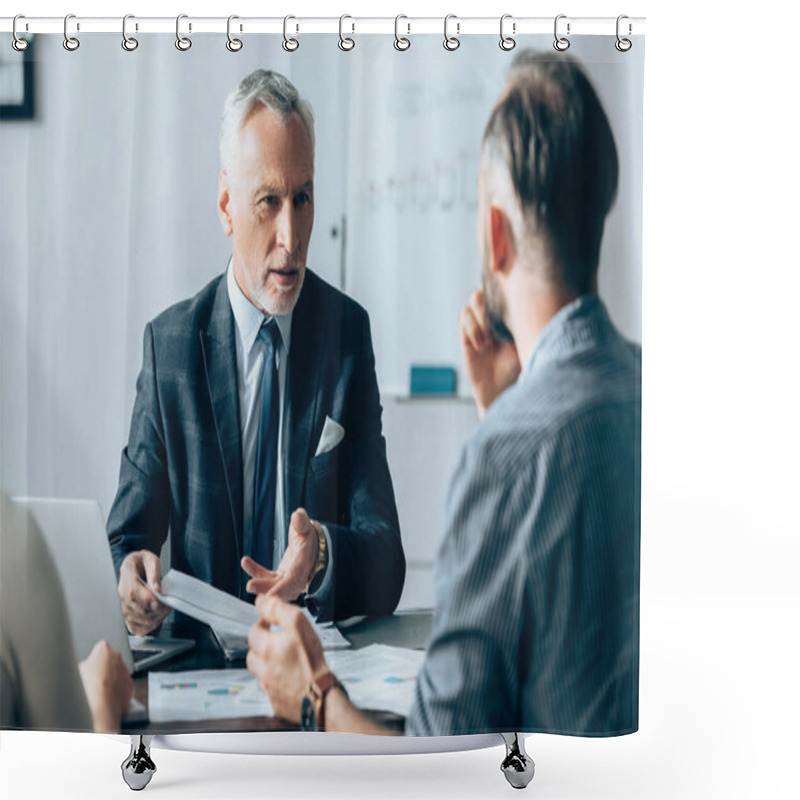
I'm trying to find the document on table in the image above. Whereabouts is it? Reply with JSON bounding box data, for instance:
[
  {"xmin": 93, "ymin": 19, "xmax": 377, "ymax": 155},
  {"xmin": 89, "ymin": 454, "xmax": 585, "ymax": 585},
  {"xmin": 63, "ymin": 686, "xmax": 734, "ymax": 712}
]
[
  {"xmin": 148, "ymin": 669, "xmax": 273, "ymax": 723},
  {"xmin": 326, "ymin": 644, "xmax": 426, "ymax": 718},
  {"xmin": 141, "ymin": 569, "xmax": 351, "ymax": 659},
  {"xmin": 148, "ymin": 645, "xmax": 425, "ymax": 722}
]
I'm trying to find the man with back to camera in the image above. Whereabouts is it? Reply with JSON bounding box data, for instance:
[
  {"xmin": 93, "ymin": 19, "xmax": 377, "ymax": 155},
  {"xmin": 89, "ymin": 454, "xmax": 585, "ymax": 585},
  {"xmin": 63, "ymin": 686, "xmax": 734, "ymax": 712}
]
[
  {"xmin": 107, "ymin": 70, "xmax": 405, "ymax": 634},
  {"xmin": 246, "ymin": 52, "xmax": 641, "ymax": 737}
]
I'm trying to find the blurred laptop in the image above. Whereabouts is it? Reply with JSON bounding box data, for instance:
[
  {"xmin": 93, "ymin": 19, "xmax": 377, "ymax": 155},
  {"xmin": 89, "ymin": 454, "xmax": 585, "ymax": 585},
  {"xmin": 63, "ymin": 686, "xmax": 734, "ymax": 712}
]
[{"xmin": 13, "ymin": 497, "xmax": 193, "ymax": 678}]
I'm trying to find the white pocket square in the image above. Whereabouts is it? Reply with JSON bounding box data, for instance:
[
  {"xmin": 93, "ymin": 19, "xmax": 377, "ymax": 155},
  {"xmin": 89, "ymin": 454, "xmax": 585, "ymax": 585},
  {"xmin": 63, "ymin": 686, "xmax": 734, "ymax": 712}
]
[{"xmin": 315, "ymin": 416, "xmax": 345, "ymax": 458}]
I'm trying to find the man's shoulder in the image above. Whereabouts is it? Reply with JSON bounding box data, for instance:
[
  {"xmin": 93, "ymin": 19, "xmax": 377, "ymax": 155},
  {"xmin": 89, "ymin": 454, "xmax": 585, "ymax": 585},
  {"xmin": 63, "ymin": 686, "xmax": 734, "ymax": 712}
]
[
  {"xmin": 301, "ymin": 269, "xmax": 369, "ymax": 325},
  {"xmin": 149, "ymin": 274, "xmax": 224, "ymax": 335},
  {"xmin": 460, "ymin": 396, "xmax": 547, "ymax": 482},
  {"xmin": 298, "ymin": 271, "xmax": 372, "ymax": 355},
  {"xmin": 466, "ymin": 334, "xmax": 641, "ymax": 475},
  {"xmin": 465, "ymin": 377, "xmax": 561, "ymax": 465}
]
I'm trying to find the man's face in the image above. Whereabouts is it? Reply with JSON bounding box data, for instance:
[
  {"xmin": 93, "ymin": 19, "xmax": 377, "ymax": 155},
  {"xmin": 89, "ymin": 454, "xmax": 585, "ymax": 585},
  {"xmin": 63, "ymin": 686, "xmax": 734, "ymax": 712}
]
[
  {"xmin": 220, "ymin": 106, "xmax": 314, "ymax": 315},
  {"xmin": 478, "ymin": 169, "xmax": 515, "ymax": 344}
]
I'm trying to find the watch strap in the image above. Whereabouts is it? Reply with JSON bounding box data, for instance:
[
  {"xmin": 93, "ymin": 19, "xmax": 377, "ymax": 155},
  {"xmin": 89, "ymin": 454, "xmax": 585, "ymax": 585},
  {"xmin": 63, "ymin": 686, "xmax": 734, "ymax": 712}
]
[{"xmin": 308, "ymin": 669, "xmax": 346, "ymax": 732}]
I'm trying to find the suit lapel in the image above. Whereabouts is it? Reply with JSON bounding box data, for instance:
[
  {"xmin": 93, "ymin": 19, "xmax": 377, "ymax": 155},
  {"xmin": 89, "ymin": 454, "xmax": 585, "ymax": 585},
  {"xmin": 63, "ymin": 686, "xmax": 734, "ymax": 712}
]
[
  {"xmin": 200, "ymin": 277, "xmax": 244, "ymax": 560},
  {"xmin": 285, "ymin": 274, "xmax": 322, "ymax": 516}
]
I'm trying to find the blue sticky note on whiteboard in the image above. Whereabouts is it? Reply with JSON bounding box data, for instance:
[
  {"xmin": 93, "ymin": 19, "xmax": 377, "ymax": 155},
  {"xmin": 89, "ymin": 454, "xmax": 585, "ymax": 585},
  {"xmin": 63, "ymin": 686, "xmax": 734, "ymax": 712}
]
[{"xmin": 410, "ymin": 366, "xmax": 457, "ymax": 396}]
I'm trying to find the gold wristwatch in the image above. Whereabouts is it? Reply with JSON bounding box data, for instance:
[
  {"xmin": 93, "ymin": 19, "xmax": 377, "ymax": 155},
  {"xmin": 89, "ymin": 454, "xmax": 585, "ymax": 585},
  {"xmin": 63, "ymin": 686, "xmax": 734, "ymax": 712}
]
[{"xmin": 306, "ymin": 519, "xmax": 328, "ymax": 590}]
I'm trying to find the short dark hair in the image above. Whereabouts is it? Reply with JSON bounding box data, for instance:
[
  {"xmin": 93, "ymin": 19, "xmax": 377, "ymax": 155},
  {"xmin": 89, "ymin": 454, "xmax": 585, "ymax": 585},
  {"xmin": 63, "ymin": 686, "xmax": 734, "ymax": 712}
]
[{"xmin": 482, "ymin": 51, "xmax": 619, "ymax": 294}]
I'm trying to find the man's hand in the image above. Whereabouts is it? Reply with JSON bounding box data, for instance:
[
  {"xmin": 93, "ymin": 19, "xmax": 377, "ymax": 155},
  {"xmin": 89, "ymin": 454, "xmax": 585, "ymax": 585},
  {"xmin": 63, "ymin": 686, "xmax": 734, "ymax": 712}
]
[
  {"xmin": 242, "ymin": 508, "xmax": 319, "ymax": 601},
  {"xmin": 459, "ymin": 288, "xmax": 521, "ymax": 417},
  {"xmin": 246, "ymin": 595, "xmax": 326, "ymax": 724},
  {"xmin": 118, "ymin": 550, "xmax": 171, "ymax": 636},
  {"xmin": 78, "ymin": 640, "xmax": 134, "ymax": 733}
]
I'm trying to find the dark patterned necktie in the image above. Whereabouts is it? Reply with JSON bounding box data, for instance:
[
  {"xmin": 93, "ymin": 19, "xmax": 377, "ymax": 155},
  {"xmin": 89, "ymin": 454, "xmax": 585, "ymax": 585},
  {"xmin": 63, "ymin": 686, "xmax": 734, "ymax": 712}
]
[{"xmin": 252, "ymin": 318, "xmax": 281, "ymax": 570}]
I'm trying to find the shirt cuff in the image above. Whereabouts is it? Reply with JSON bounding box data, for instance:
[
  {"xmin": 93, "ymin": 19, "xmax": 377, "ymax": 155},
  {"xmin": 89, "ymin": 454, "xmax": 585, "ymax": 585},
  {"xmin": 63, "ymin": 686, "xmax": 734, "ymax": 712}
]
[{"xmin": 305, "ymin": 524, "xmax": 333, "ymax": 614}]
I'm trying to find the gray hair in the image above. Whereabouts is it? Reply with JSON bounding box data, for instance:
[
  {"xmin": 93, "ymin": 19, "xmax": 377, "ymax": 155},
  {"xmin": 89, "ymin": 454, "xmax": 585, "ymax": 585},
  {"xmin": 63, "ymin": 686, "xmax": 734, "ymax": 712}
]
[{"xmin": 219, "ymin": 69, "xmax": 315, "ymax": 177}]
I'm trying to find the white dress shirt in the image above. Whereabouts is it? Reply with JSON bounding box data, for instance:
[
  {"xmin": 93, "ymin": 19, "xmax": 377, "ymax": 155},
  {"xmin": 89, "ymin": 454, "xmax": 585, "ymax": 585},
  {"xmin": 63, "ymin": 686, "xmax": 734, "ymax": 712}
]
[{"xmin": 226, "ymin": 264, "xmax": 332, "ymax": 605}]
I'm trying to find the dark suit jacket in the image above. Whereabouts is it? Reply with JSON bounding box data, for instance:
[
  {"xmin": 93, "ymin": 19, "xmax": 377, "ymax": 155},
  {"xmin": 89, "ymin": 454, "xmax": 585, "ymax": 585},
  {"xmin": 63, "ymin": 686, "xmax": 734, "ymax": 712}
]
[{"xmin": 108, "ymin": 269, "xmax": 405, "ymax": 622}]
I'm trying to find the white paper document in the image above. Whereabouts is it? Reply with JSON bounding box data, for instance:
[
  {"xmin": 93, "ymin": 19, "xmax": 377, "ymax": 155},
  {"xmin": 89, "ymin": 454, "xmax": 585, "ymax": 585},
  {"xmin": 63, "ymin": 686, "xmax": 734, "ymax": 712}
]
[
  {"xmin": 312, "ymin": 614, "xmax": 351, "ymax": 652},
  {"xmin": 211, "ymin": 613, "xmax": 350, "ymax": 659},
  {"xmin": 148, "ymin": 645, "xmax": 424, "ymax": 723},
  {"xmin": 142, "ymin": 569, "xmax": 351, "ymax": 658},
  {"xmin": 143, "ymin": 569, "xmax": 257, "ymax": 637},
  {"xmin": 325, "ymin": 644, "xmax": 426, "ymax": 718},
  {"xmin": 148, "ymin": 669, "xmax": 273, "ymax": 723}
]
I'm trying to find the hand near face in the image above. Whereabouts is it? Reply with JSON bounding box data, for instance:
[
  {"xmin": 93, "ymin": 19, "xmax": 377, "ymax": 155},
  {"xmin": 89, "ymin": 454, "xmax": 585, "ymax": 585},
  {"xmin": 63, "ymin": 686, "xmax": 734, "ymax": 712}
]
[
  {"xmin": 460, "ymin": 288, "xmax": 521, "ymax": 417},
  {"xmin": 118, "ymin": 550, "xmax": 171, "ymax": 635},
  {"xmin": 78, "ymin": 640, "xmax": 134, "ymax": 733},
  {"xmin": 247, "ymin": 594, "xmax": 327, "ymax": 724},
  {"xmin": 242, "ymin": 508, "xmax": 319, "ymax": 601}
]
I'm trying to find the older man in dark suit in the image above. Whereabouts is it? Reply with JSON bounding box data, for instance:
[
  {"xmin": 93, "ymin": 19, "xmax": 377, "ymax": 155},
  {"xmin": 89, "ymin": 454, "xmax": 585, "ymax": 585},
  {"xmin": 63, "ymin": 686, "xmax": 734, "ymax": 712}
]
[{"xmin": 108, "ymin": 70, "xmax": 404, "ymax": 634}]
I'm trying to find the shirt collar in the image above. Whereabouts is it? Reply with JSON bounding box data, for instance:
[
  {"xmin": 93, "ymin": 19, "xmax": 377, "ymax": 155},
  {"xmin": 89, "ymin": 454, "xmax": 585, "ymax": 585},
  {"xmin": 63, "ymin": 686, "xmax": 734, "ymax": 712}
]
[
  {"xmin": 524, "ymin": 293, "xmax": 611, "ymax": 375},
  {"xmin": 226, "ymin": 260, "xmax": 293, "ymax": 355}
]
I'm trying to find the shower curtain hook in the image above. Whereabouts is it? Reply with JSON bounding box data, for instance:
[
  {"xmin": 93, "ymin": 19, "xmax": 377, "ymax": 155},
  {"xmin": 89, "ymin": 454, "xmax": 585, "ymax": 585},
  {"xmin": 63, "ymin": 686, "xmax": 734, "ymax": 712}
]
[
  {"xmin": 499, "ymin": 14, "xmax": 516, "ymax": 51},
  {"xmin": 226, "ymin": 15, "xmax": 243, "ymax": 51},
  {"xmin": 283, "ymin": 15, "xmax": 299, "ymax": 51},
  {"xmin": 63, "ymin": 13, "xmax": 80, "ymax": 51},
  {"xmin": 176, "ymin": 14, "xmax": 192, "ymax": 51},
  {"xmin": 122, "ymin": 14, "xmax": 139, "ymax": 51},
  {"xmin": 394, "ymin": 15, "xmax": 410, "ymax": 51},
  {"xmin": 443, "ymin": 14, "xmax": 460, "ymax": 51},
  {"xmin": 615, "ymin": 15, "xmax": 632, "ymax": 51},
  {"xmin": 338, "ymin": 15, "xmax": 355, "ymax": 51},
  {"xmin": 553, "ymin": 14, "xmax": 570, "ymax": 51},
  {"xmin": 12, "ymin": 15, "xmax": 29, "ymax": 51}
]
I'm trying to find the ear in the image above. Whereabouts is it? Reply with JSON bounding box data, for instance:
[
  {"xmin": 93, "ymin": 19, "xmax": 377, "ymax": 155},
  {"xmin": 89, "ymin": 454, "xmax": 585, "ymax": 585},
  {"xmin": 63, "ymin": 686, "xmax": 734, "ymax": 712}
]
[
  {"xmin": 488, "ymin": 204, "xmax": 515, "ymax": 276},
  {"xmin": 217, "ymin": 170, "xmax": 233, "ymax": 237}
]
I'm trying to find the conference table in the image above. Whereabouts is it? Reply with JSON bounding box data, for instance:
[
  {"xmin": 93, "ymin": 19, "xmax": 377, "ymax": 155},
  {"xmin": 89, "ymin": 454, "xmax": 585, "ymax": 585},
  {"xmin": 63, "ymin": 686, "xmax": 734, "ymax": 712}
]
[{"xmin": 123, "ymin": 609, "xmax": 433, "ymax": 734}]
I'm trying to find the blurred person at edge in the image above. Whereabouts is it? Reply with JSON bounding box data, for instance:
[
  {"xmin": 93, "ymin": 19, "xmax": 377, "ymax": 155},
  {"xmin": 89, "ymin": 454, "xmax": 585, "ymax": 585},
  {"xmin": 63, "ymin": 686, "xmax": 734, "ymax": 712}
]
[{"xmin": 1, "ymin": 495, "xmax": 133, "ymax": 733}]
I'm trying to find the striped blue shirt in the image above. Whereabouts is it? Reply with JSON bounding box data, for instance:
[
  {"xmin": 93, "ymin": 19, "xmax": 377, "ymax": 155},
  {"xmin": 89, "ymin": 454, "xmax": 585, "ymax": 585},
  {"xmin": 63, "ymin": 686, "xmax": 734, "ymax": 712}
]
[{"xmin": 405, "ymin": 294, "xmax": 641, "ymax": 736}]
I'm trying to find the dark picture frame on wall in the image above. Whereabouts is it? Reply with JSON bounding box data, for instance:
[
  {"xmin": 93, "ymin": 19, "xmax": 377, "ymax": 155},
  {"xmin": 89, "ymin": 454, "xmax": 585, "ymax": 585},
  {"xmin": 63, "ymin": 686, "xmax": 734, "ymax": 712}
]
[{"xmin": 0, "ymin": 36, "xmax": 35, "ymax": 121}]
